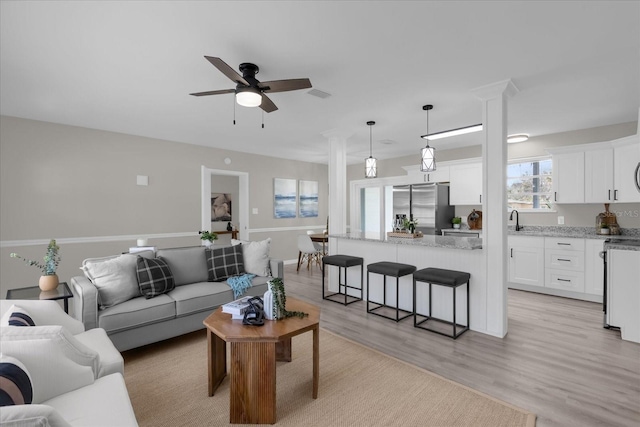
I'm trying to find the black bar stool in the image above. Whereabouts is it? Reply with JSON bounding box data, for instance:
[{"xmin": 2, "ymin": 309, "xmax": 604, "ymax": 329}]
[
  {"xmin": 322, "ymin": 255, "xmax": 364, "ymax": 305},
  {"xmin": 367, "ymin": 262, "xmax": 416, "ymax": 322},
  {"xmin": 413, "ymin": 267, "xmax": 470, "ymax": 339}
]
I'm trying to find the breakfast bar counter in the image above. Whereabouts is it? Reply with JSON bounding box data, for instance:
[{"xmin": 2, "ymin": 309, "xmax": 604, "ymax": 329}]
[{"xmin": 327, "ymin": 232, "xmax": 496, "ymax": 336}]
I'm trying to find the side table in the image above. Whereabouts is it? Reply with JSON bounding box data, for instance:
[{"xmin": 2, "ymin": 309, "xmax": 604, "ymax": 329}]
[{"xmin": 6, "ymin": 282, "xmax": 73, "ymax": 314}]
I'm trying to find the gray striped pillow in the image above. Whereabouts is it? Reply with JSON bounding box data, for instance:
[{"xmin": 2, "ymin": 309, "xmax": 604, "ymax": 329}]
[
  {"xmin": 136, "ymin": 256, "xmax": 175, "ymax": 299},
  {"xmin": 0, "ymin": 356, "xmax": 33, "ymax": 406}
]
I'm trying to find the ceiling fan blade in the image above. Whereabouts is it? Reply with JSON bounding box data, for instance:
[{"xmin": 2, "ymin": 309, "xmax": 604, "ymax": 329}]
[
  {"xmin": 258, "ymin": 78, "xmax": 312, "ymax": 93},
  {"xmin": 260, "ymin": 94, "xmax": 278, "ymax": 113},
  {"xmin": 205, "ymin": 56, "xmax": 249, "ymax": 86},
  {"xmin": 189, "ymin": 89, "xmax": 235, "ymax": 97}
]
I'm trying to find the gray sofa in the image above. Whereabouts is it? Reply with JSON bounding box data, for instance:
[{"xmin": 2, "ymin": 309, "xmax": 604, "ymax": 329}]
[{"xmin": 70, "ymin": 245, "xmax": 282, "ymax": 351}]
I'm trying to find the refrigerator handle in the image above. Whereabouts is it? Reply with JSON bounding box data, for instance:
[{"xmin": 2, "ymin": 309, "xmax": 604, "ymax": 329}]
[{"xmin": 635, "ymin": 162, "xmax": 640, "ymax": 192}]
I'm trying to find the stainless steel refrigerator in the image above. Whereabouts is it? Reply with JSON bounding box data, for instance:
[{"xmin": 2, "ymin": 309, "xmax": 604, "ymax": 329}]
[{"xmin": 392, "ymin": 183, "xmax": 454, "ymax": 235}]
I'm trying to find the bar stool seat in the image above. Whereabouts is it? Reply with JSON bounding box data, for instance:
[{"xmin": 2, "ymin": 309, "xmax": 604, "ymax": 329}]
[
  {"xmin": 322, "ymin": 255, "xmax": 364, "ymax": 305},
  {"xmin": 413, "ymin": 267, "xmax": 470, "ymax": 339},
  {"xmin": 367, "ymin": 261, "xmax": 416, "ymax": 322}
]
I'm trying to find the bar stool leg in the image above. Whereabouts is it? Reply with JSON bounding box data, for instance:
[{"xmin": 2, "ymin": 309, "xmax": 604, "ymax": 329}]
[
  {"xmin": 428, "ymin": 282, "xmax": 432, "ymax": 318},
  {"xmin": 413, "ymin": 278, "xmax": 417, "ymax": 327},
  {"xmin": 366, "ymin": 270, "xmax": 370, "ymax": 313},
  {"xmin": 396, "ymin": 276, "xmax": 400, "ymax": 321},
  {"xmin": 344, "ymin": 266, "xmax": 348, "ymax": 305},
  {"xmin": 453, "ymin": 285, "xmax": 457, "ymax": 338}
]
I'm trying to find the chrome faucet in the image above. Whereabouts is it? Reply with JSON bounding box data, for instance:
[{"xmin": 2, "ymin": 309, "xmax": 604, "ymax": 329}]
[{"xmin": 510, "ymin": 210, "xmax": 522, "ymax": 231}]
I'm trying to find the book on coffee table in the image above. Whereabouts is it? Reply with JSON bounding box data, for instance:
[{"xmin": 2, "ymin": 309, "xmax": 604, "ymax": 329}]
[{"xmin": 222, "ymin": 296, "xmax": 252, "ymax": 315}]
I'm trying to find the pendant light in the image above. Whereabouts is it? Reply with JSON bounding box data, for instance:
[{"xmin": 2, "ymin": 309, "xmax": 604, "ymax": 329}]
[
  {"xmin": 365, "ymin": 121, "xmax": 377, "ymax": 178},
  {"xmin": 420, "ymin": 105, "xmax": 436, "ymax": 172}
]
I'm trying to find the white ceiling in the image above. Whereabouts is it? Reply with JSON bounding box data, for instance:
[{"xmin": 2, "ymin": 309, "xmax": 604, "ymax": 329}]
[{"xmin": 1, "ymin": 1, "xmax": 638, "ymax": 165}]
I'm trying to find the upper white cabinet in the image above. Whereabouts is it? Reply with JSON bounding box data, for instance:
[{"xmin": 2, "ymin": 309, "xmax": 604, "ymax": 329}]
[
  {"xmin": 551, "ymin": 135, "xmax": 640, "ymax": 204},
  {"xmin": 551, "ymin": 152, "xmax": 585, "ymax": 203},
  {"xmin": 612, "ymin": 137, "xmax": 640, "ymax": 203},
  {"xmin": 449, "ymin": 161, "xmax": 482, "ymax": 205},
  {"xmin": 401, "ymin": 164, "xmax": 450, "ymax": 184}
]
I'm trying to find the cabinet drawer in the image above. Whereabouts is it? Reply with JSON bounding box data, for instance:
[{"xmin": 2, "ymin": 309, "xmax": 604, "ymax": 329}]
[
  {"xmin": 545, "ymin": 269, "xmax": 585, "ymax": 292},
  {"xmin": 545, "ymin": 249, "xmax": 585, "ymax": 271},
  {"xmin": 545, "ymin": 237, "xmax": 585, "ymax": 251}
]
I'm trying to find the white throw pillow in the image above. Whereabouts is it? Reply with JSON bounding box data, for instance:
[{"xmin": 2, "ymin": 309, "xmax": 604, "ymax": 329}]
[
  {"xmin": 0, "ymin": 305, "xmax": 35, "ymax": 327},
  {"xmin": 0, "ymin": 404, "xmax": 73, "ymax": 427},
  {"xmin": 231, "ymin": 238, "xmax": 271, "ymax": 277},
  {"xmin": 82, "ymin": 254, "xmax": 141, "ymax": 308}
]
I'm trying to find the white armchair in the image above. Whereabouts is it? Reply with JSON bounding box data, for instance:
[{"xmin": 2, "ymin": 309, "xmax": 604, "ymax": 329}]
[
  {"xmin": 0, "ymin": 299, "xmax": 123, "ymax": 378},
  {"xmin": 0, "ymin": 327, "xmax": 138, "ymax": 426}
]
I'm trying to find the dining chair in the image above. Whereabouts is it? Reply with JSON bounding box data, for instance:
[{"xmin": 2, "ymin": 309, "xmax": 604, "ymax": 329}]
[
  {"xmin": 297, "ymin": 235, "xmax": 322, "ymax": 272},
  {"xmin": 307, "ymin": 230, "xmax": 323, "ymax": 252}
]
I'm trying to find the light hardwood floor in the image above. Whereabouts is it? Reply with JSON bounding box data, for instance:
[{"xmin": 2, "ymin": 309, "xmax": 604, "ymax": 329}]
[{"xmin": 283, "ymin": 264, "xmax": 640, "ymax": 427}]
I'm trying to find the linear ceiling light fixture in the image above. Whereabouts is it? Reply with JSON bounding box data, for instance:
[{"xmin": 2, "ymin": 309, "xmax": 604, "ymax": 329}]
[
  {"xmin": 421, "ymin": 123, "xmax": 483, "ymax": 140},
  {"xmin": 507, "ymin": 133, "xmax": 529, "ymax": 143},
  {"xmin": 420, "ymin": 105, "xmax": 436, "ymax": 172},
  {"xmin": 365, "ymin": 121, "xmax": 377, "ymax": 178}
]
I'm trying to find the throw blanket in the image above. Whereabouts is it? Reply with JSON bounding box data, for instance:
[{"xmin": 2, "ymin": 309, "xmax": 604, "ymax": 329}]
[{"xmin": 227, "ymin": 274, "xmax": 256, "ymax": 298}]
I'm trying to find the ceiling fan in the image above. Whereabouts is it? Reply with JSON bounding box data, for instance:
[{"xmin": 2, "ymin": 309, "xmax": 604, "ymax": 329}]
[{"xmin": 190, "ymin": 56, "xmax": 312, "ymax": 113}]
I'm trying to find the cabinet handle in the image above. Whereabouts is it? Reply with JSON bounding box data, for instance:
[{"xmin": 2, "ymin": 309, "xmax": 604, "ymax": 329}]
[
  {"xmin": 557, "ymin": 243, "xmax": 571, "ymax": 246},
  {"xmin": 554, "ymin": 192, "xmax": 557, "ymax": 202},
  {"xmin": 480, "ymin": 195, "xmax": 482, "ymax": 203},
  {"xmin": 427, "ymin": 173, "xmax": 430, "ymax": 182},
  {"xmin": 558, "ymin": 258, "xmax": 571, "ymax": 262},
  {"xmin": 608, "ymin": 189, "xmax": 611, "ymax": 201},
  {"xmin": 510, "ymin": 248, "xmax": 513, "ymax": 258},
  {"xmin": 614, "ymin": 189, "xmax": 618, "ymax": 201},
  {"xmin": 558, "ymin": 278, "xmax": 571, "ymax": 282}
]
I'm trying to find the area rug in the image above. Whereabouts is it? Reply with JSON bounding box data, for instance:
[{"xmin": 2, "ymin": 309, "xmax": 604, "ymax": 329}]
[{"xmin": 123, "ymin": 328, "xmax": 536, "ymax": 426}]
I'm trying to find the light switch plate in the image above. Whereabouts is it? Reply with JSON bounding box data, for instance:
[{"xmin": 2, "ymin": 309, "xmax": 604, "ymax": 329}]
[
  {"xmin": 136, "ymin": 175, "xmax": 149, "ymax": 186},
  {"xmin": 558, "ymin": 216, "xmax": 565, "ymax": 225},
  {"xmin": 252, "ymin": 208, "xmax": 259, "ymax": 215}
]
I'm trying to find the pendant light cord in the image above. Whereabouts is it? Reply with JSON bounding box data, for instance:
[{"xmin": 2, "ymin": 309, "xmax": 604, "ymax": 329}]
[{"xmin": 369, "ymin": 124, "xmax": 373, "ymax": 156}]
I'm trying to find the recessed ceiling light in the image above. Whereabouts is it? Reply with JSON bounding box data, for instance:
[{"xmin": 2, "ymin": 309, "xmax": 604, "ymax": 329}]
[{"xmin": 507, "ymin": 134, "xmax": 529, "ymax": 143}]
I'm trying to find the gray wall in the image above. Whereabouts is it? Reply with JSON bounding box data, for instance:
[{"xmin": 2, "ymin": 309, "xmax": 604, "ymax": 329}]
[
  {"xmin": 0, "ymin": 116, "xmax": 328, "ymax": 294},
  {"xmin": 347, "ymin": 121, "xmax": 639, "ymax": 229}
]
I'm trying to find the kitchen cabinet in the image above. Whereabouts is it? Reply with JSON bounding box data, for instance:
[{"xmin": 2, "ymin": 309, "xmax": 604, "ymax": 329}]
[
  {"xmin": 544, "ymin": 237, "xmax": 585, "ymax": 292},
  {"xmin": 551, "ymin": 152, "xmax": 585, "ymax": 203},
  {"xmin": 422, "ymin": 166, "xmax": 450, "ymax": 184},
  {"xmin": 584, "ymin": 147, "xmax": 615, "ymax": 203},
  {"xmin": 508, "ymin": 236, "xmax": 544, "ymax": 287},
  {"xmin": 608, "ymin": 249, "xmax": 640, "ymax": 343},
  {"xmin": 449, "ymin": 161, "xmax": 482, "ymax": 205},
  {"xmin": 584, "ymin": 239, "xmax": 604, "ymax": 296},
  {"xmin": 612, "ymin": 137, "xmax": 640, "ymax": 203}
]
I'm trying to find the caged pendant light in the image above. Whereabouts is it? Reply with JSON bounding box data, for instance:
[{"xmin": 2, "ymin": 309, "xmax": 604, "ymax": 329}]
[
  {"xmin": 365, "ymin": 121, "xmax": 377, "ymax": 178},
  {"xmin": 420, "ymin": 105, "xmax": 436, "ymax": 172}
]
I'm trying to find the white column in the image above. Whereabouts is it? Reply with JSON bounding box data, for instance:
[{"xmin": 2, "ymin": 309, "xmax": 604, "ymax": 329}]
[
  {"xmin": 471, "ymin": 79, "xmax": 518, "ymax": 338},
  {"xmin": 323, "ymin": 129, "xmax": 352, "ymax": 237}
]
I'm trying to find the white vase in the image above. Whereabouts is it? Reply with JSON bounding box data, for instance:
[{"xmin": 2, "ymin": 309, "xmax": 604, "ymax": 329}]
[
  {"xmin": 453, "ymin": 224, "xmax": 461, "ymax": 229},
  {"xmin": 204, "ymin": 240, "xmax": 213, "ymax": 248},
  {"xmin": 263, "ymin": 281, "xmax": 280, "ymax": 320}
]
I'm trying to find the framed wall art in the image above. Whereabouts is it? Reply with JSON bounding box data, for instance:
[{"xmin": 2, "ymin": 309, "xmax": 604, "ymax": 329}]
[
  {"xmin": 299, "ymin": 180, "xmax": 319, "ymax": 218},
  {"xmin": 274, "ymin": 178, "xmax": 297, "ymax": 218}
]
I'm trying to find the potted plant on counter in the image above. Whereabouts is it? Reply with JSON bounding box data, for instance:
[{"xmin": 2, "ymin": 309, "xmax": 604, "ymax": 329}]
[
  {"xmin": 10, "ymin": 239, "xmax": 61, "ymax": 291},
  {"xmin": 452, "ymin": 217, "xmax": 462, "ymax": 229},
  {"xmin": 199, "ymin": 230, "xmax": 218, "ymax": 247}
]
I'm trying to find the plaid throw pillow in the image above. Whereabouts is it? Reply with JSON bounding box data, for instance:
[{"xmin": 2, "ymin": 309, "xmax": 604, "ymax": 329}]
[
  {"xmin": 206, "ymin": 245, "xmax": 245, "ymax": 282},
  {"xmin": 136, "ymin": 256, "xmax": 175, "ymax": 299}
]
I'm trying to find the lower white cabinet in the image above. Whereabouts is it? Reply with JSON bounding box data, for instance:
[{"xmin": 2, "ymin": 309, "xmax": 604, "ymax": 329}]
[
  {"xmin": 508, "ymin": 236, "xmax": 544, "ymax": 287},
  {"xmin": 508, "ymin": 235, "xmax": 602, "ymax": 302}
]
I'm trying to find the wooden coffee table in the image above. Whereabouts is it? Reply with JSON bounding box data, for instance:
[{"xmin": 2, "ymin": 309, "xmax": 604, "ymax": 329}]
[{"xmin": 203, "ymin": 297, "xmax": 320, "ymax": 424}]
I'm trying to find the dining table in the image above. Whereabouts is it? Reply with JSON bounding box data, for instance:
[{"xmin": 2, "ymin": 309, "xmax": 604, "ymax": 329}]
[{"xmin": 309, "ymin": 233, "xmax": 328, "ymax": 255}]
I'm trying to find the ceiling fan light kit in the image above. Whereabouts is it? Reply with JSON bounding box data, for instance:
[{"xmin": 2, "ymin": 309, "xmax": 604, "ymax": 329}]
[
  {"xmin": 235, "ymin": 87, "xmax": 262, "ymax": 107},
  {"xmin": 420, "ymin": 105, "xmax": 436, "ymax": 172},
  {"xmin": 365, "ymin": 121, "xmax": 377, "ymax": 178}
]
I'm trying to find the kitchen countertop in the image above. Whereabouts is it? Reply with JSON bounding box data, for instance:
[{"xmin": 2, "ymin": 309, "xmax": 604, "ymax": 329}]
[
  {"xmin": 604, "ymin": 240, "xmax": 640, "ymax": 251},
  {"xmin": 330, "ymin": 232, "xmax": 482, "ymax": 250},
  {"xmin": 508, "ymin": 225, "xmax": 640, "ymax": 240}
]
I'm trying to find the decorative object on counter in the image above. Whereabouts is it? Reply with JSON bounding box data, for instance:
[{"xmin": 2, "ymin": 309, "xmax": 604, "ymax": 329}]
[
  {"xmin": 10, "ymin": 239, "xmax": 61, "ymax": 291},
  {"xmin": 419, "ymin": 104, "xmax": 436, "ymax": 172},
  {"xmin": 265, "ymin": 278, "xmax": 308, "ymax": 319},
  {"xmin": 199, "ymin": 230, "xmax": 218, "ymax": 247},
  {"xmin": 136, "ymin": 238, "xmax": 148, "ymax": 246},
  {"xmin": 387, "ymin": 231, "xmax": 423, "ymax": 238},
  {"xmin": 403, "ymin": 217, "xmax": 419, "ymax": 234},
  {"xmin": 452, "ymin": 216, "xmax": 462, "ymax": 229},
  {"xmin": 596, "ymin": 203, "xmax": 620, "ymax": 235},
  {"xmin": 468, "ymin": 210, "xmax": 483, "ymax": 230},
  {"xmin": 226, "ymin": 222, "xmax": 233, "ymax": 231},
  {"xmin": 364, "ymin": 121, "xmax": 377, "ymax": 178}
]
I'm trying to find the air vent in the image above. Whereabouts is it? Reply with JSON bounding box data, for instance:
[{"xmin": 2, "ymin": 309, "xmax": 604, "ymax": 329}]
[{"xmin": 307, "ymin": 89, "xmax": 331, "ymax": 99}]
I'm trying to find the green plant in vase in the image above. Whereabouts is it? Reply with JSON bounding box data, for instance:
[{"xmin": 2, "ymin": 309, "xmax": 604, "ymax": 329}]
[
  {"xmin": 11, "ymin": 239, "xmax": 61, "ymax": 291},
  {"xmin": 199, "ymin": 230, "xmax": 218, "ymax": 247},
  {"xmin": 266, "ymin": 278, "xmax": 308, "ymax": 319},
  {"xmin": 452, "ymin": 217, "xmax": 462, "ymax": 229}
]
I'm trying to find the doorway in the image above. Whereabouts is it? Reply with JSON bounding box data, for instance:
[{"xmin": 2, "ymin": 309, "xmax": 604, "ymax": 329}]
[{"xmin": 201, "ymin": 166, "xmax": 249, "ymax": 240}]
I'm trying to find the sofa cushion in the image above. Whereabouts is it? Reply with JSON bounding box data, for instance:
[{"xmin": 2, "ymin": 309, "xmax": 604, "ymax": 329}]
[
  {"xmin": 231, "ymin": 238, "xmax": 272, "ymax": 276},
  {"xmin": 0, "ymin": 355, "xmax": 33, "ymax": 406},
  {"xmin": 1, "ymin": 305, "xmax": 35, "ymax": 327},
  {"xmin": 44, "ymin": 373, "xmax": 137, "ymax": 427},
  {"xmin": 168, "ymin": 279, "xmax": 271, "ymax": 317},
  {"xmin": 0, "ymin": 403, "xmax": 72, "ymax": 427},
  {"xmin": 206, "ymin": 245, "xmax": 245, "ymax": 282},
  {"xmin": 156, "ymin": 246, "xmax": 209, "ymax": 286},
  {"xmin": 82, "ymin": 254, "xmax": 141, "ymax": 309},
  {"xmin": 98, "ymin": 294, "xmax": 175, "ymax": 334},
  {"xmin": 136, "ymin": 257, "xmax": 175, "ymax": 298}
]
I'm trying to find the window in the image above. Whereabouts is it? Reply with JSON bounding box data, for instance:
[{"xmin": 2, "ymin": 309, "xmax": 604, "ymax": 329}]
[{"xmin": 507, "ymin": 157, "xmax": 553, "ymax": 210}]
